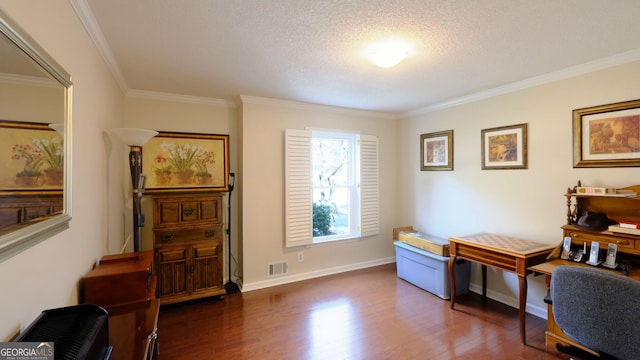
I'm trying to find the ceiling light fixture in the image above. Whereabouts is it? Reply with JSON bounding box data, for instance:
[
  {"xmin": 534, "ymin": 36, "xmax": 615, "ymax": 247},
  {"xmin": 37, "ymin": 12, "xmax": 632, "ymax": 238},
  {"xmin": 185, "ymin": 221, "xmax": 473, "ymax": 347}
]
[{"xmin": 368, "ymin": 44, "xmax": 410, "ymax": 68}]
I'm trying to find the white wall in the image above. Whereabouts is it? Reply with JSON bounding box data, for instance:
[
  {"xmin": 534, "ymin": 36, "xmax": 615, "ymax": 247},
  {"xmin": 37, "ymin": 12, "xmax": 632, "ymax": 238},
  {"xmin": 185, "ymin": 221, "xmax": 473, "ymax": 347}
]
[
  {"xmin": 0, "ymin": 0, "xmax": 126, "ymax": 340},
  {"xmin": 240, "ymin": 96, "xmax": 399, "ymax": 290},
  {"xmin": 398, "ymin": 60, "xmax": 640, "ymax": 316}
]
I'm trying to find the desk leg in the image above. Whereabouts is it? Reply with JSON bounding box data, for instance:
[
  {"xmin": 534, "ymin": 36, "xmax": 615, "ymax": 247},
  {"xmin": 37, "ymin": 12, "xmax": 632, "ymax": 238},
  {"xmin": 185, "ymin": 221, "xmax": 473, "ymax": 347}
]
[
  {"xmin": 448, "ymin": 255, "xmax": 457, "ymax": 309},
  {"xmin": 481, "ymin": 265, "xmax": 487, "ymax": 300},
  {"xmin": 518, "ymin": 275, "xmax": 527, "ymax": 345}
]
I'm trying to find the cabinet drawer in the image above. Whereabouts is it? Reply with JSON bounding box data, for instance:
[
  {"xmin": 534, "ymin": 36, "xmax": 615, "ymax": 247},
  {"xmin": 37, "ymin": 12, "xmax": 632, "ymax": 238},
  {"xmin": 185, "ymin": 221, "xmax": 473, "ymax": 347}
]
[
  {"xmin": 194, "ymin": 244, "xmax": 219, "ymax": 258},
  {"xmin": 154, "ymin": 194, "xmax": 222, "ymax": 226},
  {"xmin": 159, "ymin": 248, "xmax": 187, "ymax": 262},
  {"xmin": 155, "ymin": 224, "xmax": 222, "ymax": 245},
  {"xmin": 565, "ymin": 230, "xmax": 635, "ymax": 250}
]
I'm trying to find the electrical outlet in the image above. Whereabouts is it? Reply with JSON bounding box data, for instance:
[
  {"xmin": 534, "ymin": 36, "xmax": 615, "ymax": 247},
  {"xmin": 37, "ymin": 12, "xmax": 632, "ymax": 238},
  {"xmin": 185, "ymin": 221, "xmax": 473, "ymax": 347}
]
[{"xmin": 297, "ymin": 251, "xmax": 304, "ymax": 262}]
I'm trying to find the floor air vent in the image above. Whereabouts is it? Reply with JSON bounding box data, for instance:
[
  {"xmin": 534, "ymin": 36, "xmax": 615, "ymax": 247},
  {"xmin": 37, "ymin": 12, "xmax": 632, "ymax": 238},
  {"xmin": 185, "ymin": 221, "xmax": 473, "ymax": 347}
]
[{"xmin": 268, "ymin": 261, "xmax": 288, "ymax": 277}]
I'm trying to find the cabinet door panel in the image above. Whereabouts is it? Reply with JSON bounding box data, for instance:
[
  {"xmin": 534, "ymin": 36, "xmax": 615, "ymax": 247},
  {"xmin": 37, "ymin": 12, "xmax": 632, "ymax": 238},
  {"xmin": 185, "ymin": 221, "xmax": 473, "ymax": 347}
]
[
  {"xmin": 200, "ymin": 198, "xmax": 221, "ymax": 222},
  {"xmin": 157, "ymin": 248, "xmax": 188, "ymax": 297},
  {"xmin": 192, "ymin": 244, "xmax": 221, "ymax": 292},
  {"xmin": 158, "ymin": 201, "xmax": 180, "ymax": 224},
  {"xmin": 181, "ymin": 201, "xmax": 199, "ymax": 221}
]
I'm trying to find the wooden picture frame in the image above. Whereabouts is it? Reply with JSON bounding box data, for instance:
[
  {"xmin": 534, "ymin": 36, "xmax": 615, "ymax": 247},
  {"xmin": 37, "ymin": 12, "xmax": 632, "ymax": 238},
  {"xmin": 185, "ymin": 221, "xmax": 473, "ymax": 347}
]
[
  {"xmin": 572, "ymin": 99, "xmax": 640, "ymax": 168},
  {"xmin": 481, "ymin": 123, "xmax": 528, "ymax": 170},
  {"xmin": 142, "ymin": 131, "xmax": 229, "ymax": 192},
  {"xmin": 0, "ymin": 120, "xmax": 64, "ymax": 192},
  {"xmin": 420, "ymin": 130, "xmax": 453, "ymax": 171}
]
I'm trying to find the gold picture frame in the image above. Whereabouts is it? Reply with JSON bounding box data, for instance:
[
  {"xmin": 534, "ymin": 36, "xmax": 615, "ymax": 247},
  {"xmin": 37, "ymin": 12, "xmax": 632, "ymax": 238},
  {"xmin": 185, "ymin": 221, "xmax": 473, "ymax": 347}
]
[
  {"xmin": 420, "ymin": 130, "xmax": 453, "ymax": 171},
  {"xmin": 573, "ymin": 99, "xmax": 640, "ymax": 168},
  {"xmin": 481, "ymin": 123, "xmax": 528, "ymax": 170},
  {"xmin": 142, "ymin": 131, "xmax": 229, "ymax": 192}
]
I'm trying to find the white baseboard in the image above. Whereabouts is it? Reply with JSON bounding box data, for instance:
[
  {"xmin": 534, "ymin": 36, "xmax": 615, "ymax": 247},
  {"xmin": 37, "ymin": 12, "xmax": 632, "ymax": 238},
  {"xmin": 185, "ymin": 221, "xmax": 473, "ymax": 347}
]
[
  {"xmin": 241, "ymin": 258, "xmax": 547, "ymax": 320},
  {"xmin": 241, "ymin": 257, "xmax": 396, "ymax": 292},
  {"xmin": 468, "ymin": 283, "xmax": 547, "ymax": 319}
]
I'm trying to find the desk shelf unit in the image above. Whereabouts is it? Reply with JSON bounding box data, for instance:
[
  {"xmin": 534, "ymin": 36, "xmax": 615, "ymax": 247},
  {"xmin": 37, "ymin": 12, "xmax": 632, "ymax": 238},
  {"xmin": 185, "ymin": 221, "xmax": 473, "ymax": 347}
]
[{"xmin": 539, "ymin": 181, "xmax": 640, "ymax": 356}]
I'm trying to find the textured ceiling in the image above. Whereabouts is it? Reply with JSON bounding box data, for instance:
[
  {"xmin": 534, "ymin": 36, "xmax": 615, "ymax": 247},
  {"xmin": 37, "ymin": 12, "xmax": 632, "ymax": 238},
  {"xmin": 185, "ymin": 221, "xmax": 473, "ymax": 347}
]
[{"xmin": 76, "ymin": 0, "xmax": 640, "ymax": 114}]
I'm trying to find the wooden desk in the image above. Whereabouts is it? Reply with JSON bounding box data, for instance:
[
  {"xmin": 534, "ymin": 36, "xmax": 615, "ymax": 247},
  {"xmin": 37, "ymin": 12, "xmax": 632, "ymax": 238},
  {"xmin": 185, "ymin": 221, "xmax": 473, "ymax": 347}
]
[
  {"xmin": 529, "ymin": 258, "xmax": 640, "ymax": 356},
  {"xmin": 448, "ymin": 233, "xmax": 555, "ymax": 345},
  {"xmin": 109, "ymin": 299, "xmax": 160, "ymax": 360}
]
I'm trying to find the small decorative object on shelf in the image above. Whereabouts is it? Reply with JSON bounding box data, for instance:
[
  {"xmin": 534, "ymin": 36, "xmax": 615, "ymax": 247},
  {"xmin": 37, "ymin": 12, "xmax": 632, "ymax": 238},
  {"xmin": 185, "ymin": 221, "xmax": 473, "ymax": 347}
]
[{"xmin": 619, "ymin": 221, "xmax": 640, "ymax": 229}]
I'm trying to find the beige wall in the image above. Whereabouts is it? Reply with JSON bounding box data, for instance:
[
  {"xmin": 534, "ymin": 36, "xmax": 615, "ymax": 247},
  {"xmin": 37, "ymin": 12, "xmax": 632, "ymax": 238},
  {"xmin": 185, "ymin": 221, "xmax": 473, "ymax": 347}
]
[
  {"xmin": 398, "ymin": 60, "xmax": 640, "ymax": 316},
  {"xmin": 2, "ymin": 1, "xmax": 640, "ymax": 341},
  {"xmin": 0, "ymin": 0, "xmax": 126, "ymax": 340},
  {"xmin": 240, "ymin": 96, "xmax": 399, "ymax": 290}
]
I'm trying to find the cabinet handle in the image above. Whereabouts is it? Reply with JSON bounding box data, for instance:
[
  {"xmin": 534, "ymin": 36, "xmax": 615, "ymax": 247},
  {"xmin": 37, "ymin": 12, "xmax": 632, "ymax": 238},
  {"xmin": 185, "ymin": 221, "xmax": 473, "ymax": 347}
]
[
  {"xmin": 617, "ymin": 239, "xmax": 630, "ymax": 246},
  {"xmin": 183, "ymin": 207, "xmax": 196, "ymax": 216},
  {"xmin": 160, "ymin": 234, "xmax": 173, "ymax": 242},
  {"xmin": 204, "ymin": 229, "xmax": 215, "ymax": 238}
]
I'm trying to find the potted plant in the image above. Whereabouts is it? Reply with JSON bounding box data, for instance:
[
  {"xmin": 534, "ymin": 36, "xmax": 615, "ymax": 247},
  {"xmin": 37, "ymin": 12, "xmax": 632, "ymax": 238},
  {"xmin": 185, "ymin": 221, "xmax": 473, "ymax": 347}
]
[
  {"xmin": 193, "ymin": 150, "xmax": 215, "ymax": 185},
  {"xmin": 12, "ymin": 143, "xmax": 44, "ymax": 187}
]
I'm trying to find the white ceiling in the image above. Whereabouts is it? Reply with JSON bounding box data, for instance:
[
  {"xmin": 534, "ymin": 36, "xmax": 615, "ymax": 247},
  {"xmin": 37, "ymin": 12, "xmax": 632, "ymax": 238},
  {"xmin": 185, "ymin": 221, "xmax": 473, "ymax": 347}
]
[{"xmin": 74, "ymin": 0, "xmax": 640, "ymax": 115}]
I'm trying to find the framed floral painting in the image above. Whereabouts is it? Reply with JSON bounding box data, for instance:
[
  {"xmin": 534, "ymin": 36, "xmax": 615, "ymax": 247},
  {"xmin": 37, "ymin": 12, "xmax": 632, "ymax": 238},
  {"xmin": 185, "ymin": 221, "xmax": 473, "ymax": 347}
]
[
  {"xmin": 1, "ymin": 120, "xmax": 64, "ymax": 192},
  {"xmin": 142, "ymin": 131, "xmax": 230, "ymax": 192}
]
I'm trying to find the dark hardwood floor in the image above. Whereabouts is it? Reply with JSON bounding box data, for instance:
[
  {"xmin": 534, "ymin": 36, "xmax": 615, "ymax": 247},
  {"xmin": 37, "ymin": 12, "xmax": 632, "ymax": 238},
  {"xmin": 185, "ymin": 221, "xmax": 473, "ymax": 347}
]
[{"xmin": 157, "ymin": 263, "xmax": 579, "ymax": 359}]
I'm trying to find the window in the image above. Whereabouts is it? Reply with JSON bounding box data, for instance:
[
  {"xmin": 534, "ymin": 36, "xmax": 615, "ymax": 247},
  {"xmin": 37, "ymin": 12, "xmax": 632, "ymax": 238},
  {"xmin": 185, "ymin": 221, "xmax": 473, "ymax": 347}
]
[{"xmin": 285, "ymin": 129, "xmax": 378, "ymax": 247}]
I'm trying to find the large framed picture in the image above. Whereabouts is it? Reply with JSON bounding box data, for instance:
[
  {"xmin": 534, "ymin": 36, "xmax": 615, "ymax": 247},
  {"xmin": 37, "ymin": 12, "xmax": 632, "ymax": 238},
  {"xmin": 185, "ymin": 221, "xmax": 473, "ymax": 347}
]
[
  {"xmin": 573, "ymin": 99, "xmax": 640, "ymax": 168},
  {"xmin": 0, "ymin": 120, "xmax": 64, "ymax": 192},
  {"xmin": 420, "ymin": 130, "xmax": 453, "ymax": 171},
  {"xmin": 142, "ymin": 131, "xmax": 230, "ymax": 192},
  {"xmin": 481, "ymin": 123, "xmax": 528, "ymax": 170}
]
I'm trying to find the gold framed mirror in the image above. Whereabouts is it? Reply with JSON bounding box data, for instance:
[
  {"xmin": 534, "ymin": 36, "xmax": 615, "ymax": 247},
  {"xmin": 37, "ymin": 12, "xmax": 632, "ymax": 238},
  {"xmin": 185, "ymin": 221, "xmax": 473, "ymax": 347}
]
[{"xmin": 0, "ymin": 7, "xmax": 72, "ymax": 261}]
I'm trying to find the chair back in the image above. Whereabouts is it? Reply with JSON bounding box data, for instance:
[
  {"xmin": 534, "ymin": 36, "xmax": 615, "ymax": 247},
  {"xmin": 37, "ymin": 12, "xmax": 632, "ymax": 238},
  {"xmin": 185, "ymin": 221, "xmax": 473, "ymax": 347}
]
[{"xmin": 551, "ymin": 265, "xmax": 640, "ymax": 360}]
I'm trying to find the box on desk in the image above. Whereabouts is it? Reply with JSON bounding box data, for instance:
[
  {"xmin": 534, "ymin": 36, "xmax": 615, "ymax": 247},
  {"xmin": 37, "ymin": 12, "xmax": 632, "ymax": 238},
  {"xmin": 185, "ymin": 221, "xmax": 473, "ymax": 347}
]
[{"xmin": 394, "ymin": 241, "xmax": 470, "ymax": 299}]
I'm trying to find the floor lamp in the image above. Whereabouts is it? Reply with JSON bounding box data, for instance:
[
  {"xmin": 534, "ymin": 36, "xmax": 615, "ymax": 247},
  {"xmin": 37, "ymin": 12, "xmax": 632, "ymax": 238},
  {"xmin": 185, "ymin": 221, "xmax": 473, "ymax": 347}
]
[
  {"xmin": 109, "ymin": 128, "xmax": 158, "ymax": 253},
  {"xmin": 224, "ymin": 172, "xmax": 240, "ymax": 294}
]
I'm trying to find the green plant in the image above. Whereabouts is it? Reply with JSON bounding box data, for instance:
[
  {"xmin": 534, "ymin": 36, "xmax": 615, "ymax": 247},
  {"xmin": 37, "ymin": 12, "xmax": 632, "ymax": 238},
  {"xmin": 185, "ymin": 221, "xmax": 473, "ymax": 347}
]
[
  {"xmin": 160, "ymin": 142, "xmax": 202, "ymax": 172},
  {"xmin": 313, "ymin": 202, "xmax": 334, "ymax": 237},
  {"xmin": 11, "ymin": 143, "xmax": 43, "ymax": 176},
  {"xmin": 194, "ymin": 150, "xmax": 215, "ymax": 176},
  {"xmin": 153, "ymin": 154, "xmax": 172, "ymax": 174},
  {"xmin": 33, "ymin": 137, "xmax": 63, "ymax": 171}
]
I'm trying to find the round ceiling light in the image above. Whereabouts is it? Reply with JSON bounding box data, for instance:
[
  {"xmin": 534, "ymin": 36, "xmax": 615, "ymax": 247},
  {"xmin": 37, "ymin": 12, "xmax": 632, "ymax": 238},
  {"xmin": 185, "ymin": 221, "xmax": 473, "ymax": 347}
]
[{"xmin": 368, "ymin": 44, "xmax": 410, "ymax": 68}]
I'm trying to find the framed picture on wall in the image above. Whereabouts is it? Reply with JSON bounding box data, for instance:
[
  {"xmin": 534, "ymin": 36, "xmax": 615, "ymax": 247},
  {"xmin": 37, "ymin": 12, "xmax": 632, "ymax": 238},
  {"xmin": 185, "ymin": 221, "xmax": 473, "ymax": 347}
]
[
  {"xmin": 573, "ymin": 99, "xmax": 640, "ymax": 168},
  {"xmin": 0, "ymin": 120, "xmax": 64, "ymax": 192},
  {"xmin": 142, "ymin": 131, "xmax": 230, "ymax": 192},
  {"xmin": 481, "ymin": 123, "xmax": 528, "ymax": 170},
  {"xmin": 420, "ymin": 130, "xmax": 453, "ymax": 171}
]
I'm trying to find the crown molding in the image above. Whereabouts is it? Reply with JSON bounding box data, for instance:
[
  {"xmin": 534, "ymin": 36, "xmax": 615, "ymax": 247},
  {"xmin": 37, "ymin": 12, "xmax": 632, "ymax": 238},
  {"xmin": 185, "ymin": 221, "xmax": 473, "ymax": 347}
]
[
  {"xmin": 406, "ymin": 48, "xmax": 640, "ymax": 117},
  {"xmin": 0, "ymin": 72, "xmax": 60, "ymax": 88},
  {"xmin": 239, "ymin": 95, "xmax": 399, "ymax": 120},
  {"xmin": 69, "ymin": 0, "xmax": 128, "ymax": 92},
  {"xmin": 127, "ymin": 89, "xmax": 236, "ymax": 107}
]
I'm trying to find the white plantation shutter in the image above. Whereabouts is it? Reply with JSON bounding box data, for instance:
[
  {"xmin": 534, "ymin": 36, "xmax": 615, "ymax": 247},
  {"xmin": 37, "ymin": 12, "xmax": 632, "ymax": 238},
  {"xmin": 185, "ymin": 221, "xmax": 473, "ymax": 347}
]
[
  {"xmin": 285, "ymin": 129, "xmax": 379, "ymax": 247},
  {"xmin": 284, "ymin": 129, "xmax": 313, "ymax": 247},
  {"xmin": 359, "ymin": 135, "xmax": 379, "ymax": 237}
]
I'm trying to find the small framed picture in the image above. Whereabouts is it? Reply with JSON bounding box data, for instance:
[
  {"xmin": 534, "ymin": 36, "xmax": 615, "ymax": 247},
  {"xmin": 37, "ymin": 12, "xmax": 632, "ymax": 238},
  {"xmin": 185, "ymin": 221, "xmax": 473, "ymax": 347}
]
[
  {"xmin": 420, "ymin": 130, "xmax": 453, "ymax": 171},
  {"xmin": 481, "ymin": 123, "xmax": 528, "ymax": 170},
  {"xmin": 572, "ymin": 99, "xmax": 640, "ymax": 168}
]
